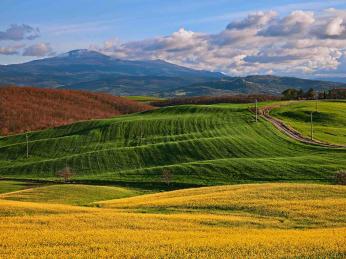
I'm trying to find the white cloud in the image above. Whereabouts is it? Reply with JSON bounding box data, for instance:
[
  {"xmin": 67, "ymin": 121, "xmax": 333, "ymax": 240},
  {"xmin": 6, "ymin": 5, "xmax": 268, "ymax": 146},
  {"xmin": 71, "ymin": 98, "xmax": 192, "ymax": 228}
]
[
  {"xmin": 0, "ymin": 44, "xmax": 24, "ymax": 55},
  {"xmin": 260, "ymin": 10, "xmax": 315, "ymax": 36},
  {"xmin": 23, "ymin": 43, "xmax": 54, "ymax": 57},
  {"xmin": 94, "ymin": 8, "xmax": 346, "ymax": 77},
  {"xmin": 325, "ymin": 17, "xmax": 345, "ymax": 36},
  {"xmin": 226, "ymin": 11, "xmax": 277, "ymax": 30}
]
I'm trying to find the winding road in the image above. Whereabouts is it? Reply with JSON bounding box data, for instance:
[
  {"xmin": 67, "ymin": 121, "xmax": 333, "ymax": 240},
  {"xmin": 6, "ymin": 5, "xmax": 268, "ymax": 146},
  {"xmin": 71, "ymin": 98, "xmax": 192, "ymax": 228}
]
[{"xmin": 257, "ymin": 103, "xmax": 346, "ymax": 149}]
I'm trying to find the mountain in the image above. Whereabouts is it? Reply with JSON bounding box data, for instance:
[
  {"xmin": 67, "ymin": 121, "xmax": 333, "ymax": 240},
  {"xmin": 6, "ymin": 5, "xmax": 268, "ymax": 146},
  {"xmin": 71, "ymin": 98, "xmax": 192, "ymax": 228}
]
[
  {"xmin": 0, "ymin": 49, "xmax": 345, "ymax": 96},
  {"xmin": 168, "ymin": 75, "xmax": 346, "ymax": 96},
  {"xmin": 0, "ymin": 49, "xmax": 222, "ymax": 92},
  {"xmin": 315, "ymin": 77, "xmax": 346, "ymax": 84}
]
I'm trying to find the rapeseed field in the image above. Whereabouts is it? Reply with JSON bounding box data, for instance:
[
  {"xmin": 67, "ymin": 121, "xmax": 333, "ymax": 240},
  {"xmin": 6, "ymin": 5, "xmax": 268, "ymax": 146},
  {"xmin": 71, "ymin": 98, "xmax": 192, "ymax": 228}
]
[{"xmin": 0, "ymin": 183, "xmax": 345, "ymax": 258}]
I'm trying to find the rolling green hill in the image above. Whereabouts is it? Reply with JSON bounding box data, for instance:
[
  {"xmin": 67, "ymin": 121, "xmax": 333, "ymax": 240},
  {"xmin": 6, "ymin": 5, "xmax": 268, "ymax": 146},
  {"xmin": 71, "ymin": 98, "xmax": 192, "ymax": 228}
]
[
  {"xmin": 0, "ymin": 184, "xmax": 142, "ymax": 206},
  {"xmin": 271, "ymin": 100, "xmax": 346, "ymax": 145},
  {"xmin": 0, "ymin": 180, "xmax": 39, "ymax": 194},
  {"xmin": 0, "ymin": 102, "xmax": 345, "ymax": 189}
]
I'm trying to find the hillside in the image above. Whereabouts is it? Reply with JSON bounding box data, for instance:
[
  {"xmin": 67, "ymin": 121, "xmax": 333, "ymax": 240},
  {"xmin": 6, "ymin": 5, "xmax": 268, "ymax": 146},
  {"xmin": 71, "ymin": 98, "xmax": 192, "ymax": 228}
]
[
  {"xmin": 0, "ymin": 183, "xmax": 345, "ymax": 257},
  {"xmin": 270, "ymin": 100, "xmax": 346, "ymax": 145},
  {"xmin": 0, "ymin": 102, "xmax": 345, "ymax": 188},
  {"xmin": 0, "ymin": 86, "xmax": 153, "ymax": 135},
  {"xmin": 1, "ymin": 101, "xmax": 345, "ymax": 258},
  {"xmin": 1, "ymin": 50, "xmax": 345, "ymax": 96},
  {"xmin": 172, "ymin": 75, "xmax": 346, "ymax": 96},
  {"xmin": 98, "ymin": 183, "xmax": 346, "ymax": 229},
  {"xmin": 0, "ymin": 184, "xmax": 142, "ymax": 205}
]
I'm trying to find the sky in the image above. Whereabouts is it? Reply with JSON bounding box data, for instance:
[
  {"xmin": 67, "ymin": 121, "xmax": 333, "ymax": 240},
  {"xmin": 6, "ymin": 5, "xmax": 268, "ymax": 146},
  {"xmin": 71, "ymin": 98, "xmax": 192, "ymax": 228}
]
[{"xmin": 1, "ymin": 0, "xmax": 346, "ymax": 78}]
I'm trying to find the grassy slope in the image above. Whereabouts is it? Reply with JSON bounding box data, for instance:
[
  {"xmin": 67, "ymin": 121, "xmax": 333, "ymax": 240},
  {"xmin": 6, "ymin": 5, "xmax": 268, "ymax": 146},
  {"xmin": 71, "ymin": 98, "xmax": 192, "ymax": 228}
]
[
  {"xmin": 0, "ymin": 181, "xmax": 39, "ymax": 194},
  {"xmin": 0, "ymin": 103, "xmax": 345, "ymax": 188},
  {"xmin": 126, "ymin": 96, "xmax": 165, "ymax": 102},
  {"xmin": 271, "ymin": 100, "xmax": 346, "ymax": 145},
  {"xmin": 0, "ymin": 184, "xmax": 142, "ymax": 206},
  {"xmin": 99, "ymin": 183, "xmax": 346, "ymax": 228},
  {"xmin": 0, "ymin": 183, "xmax": 345, "ymax": 257}
]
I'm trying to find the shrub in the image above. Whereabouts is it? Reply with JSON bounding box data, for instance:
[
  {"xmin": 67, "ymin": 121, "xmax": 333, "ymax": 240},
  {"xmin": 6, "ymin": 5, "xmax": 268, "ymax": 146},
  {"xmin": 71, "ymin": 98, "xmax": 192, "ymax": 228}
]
[
  {"xmin": 56, "ymin": 166, "xmax": 74, "ymax": 183},
  {"xmin": 162, "ymin": 169, "xmax": 173, "ymax": 186}
]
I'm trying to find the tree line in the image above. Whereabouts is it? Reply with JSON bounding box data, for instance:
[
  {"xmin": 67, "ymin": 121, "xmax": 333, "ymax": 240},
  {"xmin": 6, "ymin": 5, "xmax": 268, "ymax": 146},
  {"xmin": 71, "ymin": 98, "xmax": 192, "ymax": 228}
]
[
  {"xmin": 151, "ymin": 95, "xmax": 280, "ymax": 107},
  {"xmin": 282, "ymin": 88, "xmax": 346, "ymax": 100}
]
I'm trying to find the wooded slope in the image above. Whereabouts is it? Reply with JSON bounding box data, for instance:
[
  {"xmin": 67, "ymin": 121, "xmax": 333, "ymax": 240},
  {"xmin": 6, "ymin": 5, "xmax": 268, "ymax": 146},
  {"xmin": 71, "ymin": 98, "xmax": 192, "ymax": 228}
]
[{"xmin": 0, "ymin": 86, "xmax": 153, "ymax": 135}]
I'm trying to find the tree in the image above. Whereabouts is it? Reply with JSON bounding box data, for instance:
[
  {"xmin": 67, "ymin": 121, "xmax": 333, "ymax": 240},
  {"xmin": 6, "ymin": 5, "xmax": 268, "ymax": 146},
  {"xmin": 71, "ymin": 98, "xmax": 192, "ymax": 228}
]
[
  {"xmin": 318, "ymin": 91, "xmax": 326, "ymax": 99},
  {"xmin": 304, "ymin": 88, "xmax": 317, "ymax": 100},
  {"xmin": 57, "ymin": 166, "xmax": 74, "ymax": 182},
  {"xmin": 161, "ymin": 169, "xmax": 172, "ymax": 186},
  {"xmin": 297, "ymin": 89, "xmax": 304, "ymax": 99},
  {"xmin": 327, "ymin": 89, "xmax": 346, "ymax": 99},
  {"xmin": 282, "ymin": 89, "xmax": 299, "ymax": 100},
  {"xmin": 335, "ymin": 170, "xmax": 346, "ymax": 185}
]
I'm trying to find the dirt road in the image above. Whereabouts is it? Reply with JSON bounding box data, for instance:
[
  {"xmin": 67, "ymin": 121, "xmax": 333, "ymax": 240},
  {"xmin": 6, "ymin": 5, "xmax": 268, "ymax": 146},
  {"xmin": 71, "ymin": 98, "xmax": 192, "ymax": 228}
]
[{"xmin": 256, "ymin": 103, "xmax": 346, "ymax": 149}]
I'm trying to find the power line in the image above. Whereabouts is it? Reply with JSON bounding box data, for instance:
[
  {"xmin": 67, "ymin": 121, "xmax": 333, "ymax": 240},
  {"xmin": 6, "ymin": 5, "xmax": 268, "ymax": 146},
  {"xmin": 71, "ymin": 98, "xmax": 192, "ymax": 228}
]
[
  {"xmin": 310, "ymin": 112, "xmax": 313, "ymax": 141},
  {"xmin": 255, "ymin": 99, "xmax": 258, "ymax": 123},
  {"xmin": 26, "ymin": 133, "xmax": 29, "ymax": 158}
]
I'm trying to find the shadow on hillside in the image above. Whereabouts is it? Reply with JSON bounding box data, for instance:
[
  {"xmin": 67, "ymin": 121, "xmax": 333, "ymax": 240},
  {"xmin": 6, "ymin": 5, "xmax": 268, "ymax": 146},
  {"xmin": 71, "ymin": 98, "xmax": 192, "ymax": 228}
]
[{"xmin": 0, "ymin": 178, "xmax": 203, "ymax": 192}]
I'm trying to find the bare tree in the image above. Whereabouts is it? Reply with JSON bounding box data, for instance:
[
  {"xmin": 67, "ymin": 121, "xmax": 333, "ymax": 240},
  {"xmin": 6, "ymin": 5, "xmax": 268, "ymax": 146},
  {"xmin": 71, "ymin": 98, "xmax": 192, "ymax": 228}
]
[
  {"xmin": 57, "ymin": 166, "xmax": 74, "ymax": 182},
  {"xmin": 335, "ymin": 170, "xmax": 346, "ymax": 185},
  {"xmin": 162, "ymin": 169, "xmax": 172, "ymax": 186}
]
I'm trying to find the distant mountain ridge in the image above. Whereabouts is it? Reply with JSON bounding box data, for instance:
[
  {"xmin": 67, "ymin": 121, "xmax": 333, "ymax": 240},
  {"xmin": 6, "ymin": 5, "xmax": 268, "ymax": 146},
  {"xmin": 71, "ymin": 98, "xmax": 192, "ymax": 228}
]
[
  {"xmin": 0, "ymin": 49, "xmax": 345, "ymax": 96},
  {"xmin": 173, "ymin": 75, "xmax": 346, "ymax": 96},
  {"xmin": 0, "ymin": 49, "xmax": 221, "ymax": 79}
]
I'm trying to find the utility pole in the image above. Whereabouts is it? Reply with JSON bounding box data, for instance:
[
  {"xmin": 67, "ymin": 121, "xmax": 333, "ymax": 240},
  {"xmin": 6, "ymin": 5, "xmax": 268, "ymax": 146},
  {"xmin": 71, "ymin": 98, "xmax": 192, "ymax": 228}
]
[
  {"xmin": 310, "ymin": 112, "xmax": 313, "ymax": 141},
  {"xmin": 26, "ymin": 133, "xmax": 29, "ymax": 158},
  {"xmin": 255, "ymin": 99, "xmax": 258, "ymax": 123}
]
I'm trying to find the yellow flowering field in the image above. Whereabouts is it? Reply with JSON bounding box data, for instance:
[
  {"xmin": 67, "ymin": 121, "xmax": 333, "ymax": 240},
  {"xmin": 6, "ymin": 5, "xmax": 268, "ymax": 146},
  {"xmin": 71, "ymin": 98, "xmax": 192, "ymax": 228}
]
[{"xmin": 0, "ymin": 183, "xmax": 345, "ymax": 258}]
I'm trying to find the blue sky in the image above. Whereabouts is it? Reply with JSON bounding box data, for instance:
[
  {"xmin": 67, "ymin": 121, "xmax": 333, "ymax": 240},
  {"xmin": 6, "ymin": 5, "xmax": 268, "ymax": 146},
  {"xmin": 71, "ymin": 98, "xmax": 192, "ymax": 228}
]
[{"xmin": 1, "ymin": 0, "xmax": 346, "ymax": 77}]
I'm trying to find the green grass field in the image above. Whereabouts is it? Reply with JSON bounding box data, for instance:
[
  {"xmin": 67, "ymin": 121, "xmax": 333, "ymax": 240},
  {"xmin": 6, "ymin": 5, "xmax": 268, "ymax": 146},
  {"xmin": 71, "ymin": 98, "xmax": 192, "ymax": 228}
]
[
  {"xmin": 126, "ymin": 96, "xmax": 165, "ymax": 102},
  {"xmin": 0, "ymin": 102, "xmax": 345, "ymax": 189},
  {"xmin": 271, "ymin": 100, "xmax": 346, "ymax": 145},
  {"xmin": 0, "ymin": 180, "xmax": 39, "ymax": 194},
  {"xmin": 0, "ymin": 183, "xmax": 143, "ymax": 205}
]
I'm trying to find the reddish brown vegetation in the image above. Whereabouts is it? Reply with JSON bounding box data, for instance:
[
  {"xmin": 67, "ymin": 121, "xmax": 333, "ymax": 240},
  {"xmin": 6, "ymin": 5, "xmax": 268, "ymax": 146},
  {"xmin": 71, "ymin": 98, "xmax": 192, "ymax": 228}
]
[
  {"xmin": 0, "ymin": 86, "xmax": 153, "ymax": 135},
  {"xmin": 151, "ymin": 95, "xmax": 280, "ymax": 107},
  {"xmin": 335, "ymin": 170, "xmax": 346, "ymax": 185},
  {"xmin": 56, "ymin": 166, "xmax": 74, "ymax": 182}
]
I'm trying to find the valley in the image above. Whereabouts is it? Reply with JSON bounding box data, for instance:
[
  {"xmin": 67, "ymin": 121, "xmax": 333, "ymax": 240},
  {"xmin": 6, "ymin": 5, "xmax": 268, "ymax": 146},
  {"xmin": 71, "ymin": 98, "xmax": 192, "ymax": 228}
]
[{"xmin": 0, "ymin": 99, "xmax": 345, "ymax": 258}]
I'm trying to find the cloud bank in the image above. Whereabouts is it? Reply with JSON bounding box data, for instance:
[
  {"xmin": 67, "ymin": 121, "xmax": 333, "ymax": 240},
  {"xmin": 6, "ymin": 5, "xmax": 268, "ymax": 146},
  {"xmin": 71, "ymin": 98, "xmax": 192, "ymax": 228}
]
[
  {"xmin": 0, "ymin": 24, "xmax": 40, "ymax": 41},
  {"xmin": 0, "ymin": 44, "xmax": 24, "ymax": 55},
  {"xmin": 0, "ymin": 24, "xmax": 56, "ymax": 58},
  {"xmin": 22, "ymin": 43, "xmax": 54, "ymax": 57},
  {"xmin": 93, "ymin": 8, "xmax": 346, "ymax": 77}
]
